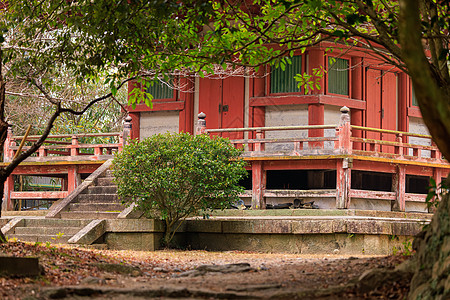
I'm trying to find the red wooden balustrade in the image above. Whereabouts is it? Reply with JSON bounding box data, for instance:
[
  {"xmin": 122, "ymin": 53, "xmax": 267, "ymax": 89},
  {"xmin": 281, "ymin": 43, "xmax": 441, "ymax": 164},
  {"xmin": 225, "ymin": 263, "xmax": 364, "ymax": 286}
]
[
  {"xmin": 2, "ymin": 117, "xmax": 132, "ymax": 211},
  {"xmin": 196, "ymin": 107, "xmax": 444, "ymax": 164},
  {"xmin": 195, "ymin": 106, "xmax": 449, "ymax": 211}
]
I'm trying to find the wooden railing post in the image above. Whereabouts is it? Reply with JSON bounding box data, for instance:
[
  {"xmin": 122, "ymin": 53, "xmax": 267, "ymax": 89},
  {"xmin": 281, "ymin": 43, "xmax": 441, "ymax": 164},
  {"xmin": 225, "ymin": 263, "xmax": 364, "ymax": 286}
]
[
  {"xmin": 338, "ymin": 106, "xmax": 352, "ymax": 154},
  {"xmin": 3, "ymin": 124, "xmax": 13, "ymax": 162},
  {"xmin": 395, "ymin": 133, "xmax": 404, "ymax": 158},
  {"xmin": 430, "ymin": 141, "xmax": 441, "ymax": 160},
  {"xmin": 195, "ymin": 112, "xmax": 206, "ymax": 135},
  {"xmin": 70, "ymin": 135, "xmax": 79, "ymax": 156},
  {"xmin": 254, "ymin": 130, "xmax": 264, "ymax": 152}
]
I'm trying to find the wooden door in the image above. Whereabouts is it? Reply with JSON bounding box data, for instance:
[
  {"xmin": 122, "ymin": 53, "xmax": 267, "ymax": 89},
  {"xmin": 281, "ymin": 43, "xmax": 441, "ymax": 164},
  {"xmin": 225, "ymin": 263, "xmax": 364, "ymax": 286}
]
[
  {"xmin": 198, "ymin": 77, "xmax": 245, "ymax": 140},
  {"xmin": 365, "ymin": 68, "xmax": 397, "ymax": 153},
  {"xmin": 380, "ymin": 72, "xmax": 397, "ymax": 153}
]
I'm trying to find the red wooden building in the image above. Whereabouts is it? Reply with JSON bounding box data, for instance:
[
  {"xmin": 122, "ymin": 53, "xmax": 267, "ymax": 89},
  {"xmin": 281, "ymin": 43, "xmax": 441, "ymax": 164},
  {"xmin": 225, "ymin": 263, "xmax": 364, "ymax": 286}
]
[{"xmin": 127, "ymin": 42, "xmax": 449, "ymax": 213}]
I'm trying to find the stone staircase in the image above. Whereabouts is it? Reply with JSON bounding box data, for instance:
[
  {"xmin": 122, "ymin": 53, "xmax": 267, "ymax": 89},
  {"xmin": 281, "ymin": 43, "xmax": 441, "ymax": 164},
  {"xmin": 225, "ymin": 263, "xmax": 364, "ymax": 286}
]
[
  {"xmin": 5, "ymin": 218, "xmax": 91, "ymax": 244},
  {"xmin": 2, "ymin": 165, "xmax": 128, "ymax": 244},
  {"xmin": 60, "ymin": 169, "xmax": 124, "ymax": 219}
]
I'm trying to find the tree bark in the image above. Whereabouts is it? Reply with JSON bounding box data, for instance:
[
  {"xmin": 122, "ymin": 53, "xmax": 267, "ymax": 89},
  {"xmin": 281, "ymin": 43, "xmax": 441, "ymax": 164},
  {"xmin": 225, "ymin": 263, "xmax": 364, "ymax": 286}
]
[{"xmin": 399, "ymin": 1, "xmax": 450, "ymax": 299}]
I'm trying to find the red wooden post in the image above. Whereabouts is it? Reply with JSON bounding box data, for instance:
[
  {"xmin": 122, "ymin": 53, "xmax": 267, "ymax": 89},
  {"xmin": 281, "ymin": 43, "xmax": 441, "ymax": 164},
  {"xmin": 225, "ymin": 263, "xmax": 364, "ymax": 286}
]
[
  {"xmin": 430, "ymin": 168, "xmax": 443, "ymax": 213},
  {"xmin": 254, "ymin": 130, "xmax": 264, "ymax": 152},
  {"xmin": 129, "ymin": 112, "xmax": 140, "ymax": 140},
  {"xmin": 195, "ymin": 112, "xmax": 206, "ymax": 135},
  {"xmin": 395, "ymin": 133, "xmax": 404, "ymax": 158},
  {"xmin": 338, "ymin": 106, "xmax": 352, "ymax": 154},
  {"xmin": 94, "ymin": 146, "xmax": 102, "ymax": 156},
  {"xmin": 3, "ymin": 175, "xmax": 14, "ymax": 211},
  {"xmin": 336, "ymin": 158, "xmax": 351, "ymax": 209},
  {"xmin": 38, "ymin": 147, "xmax": 47, "ymax": 157},
  {"xmin": 391, "ymin": 165, "xmax": 406, "ymax": 212},
  {"xmin": 70, "ymin": 135, "xmax": 79, "ymax": 156},
  {"xmin": 67, "ymin": 165, "xmax": 80, "ymax": 193},
  {"xmin": 3, "ymin": 125, "xmax": 13, "ymax": 162},
  {"xmin": 308, "ymin": 104, "xmax": 324, "ymax": 149},
  {"xmin": 430, "ymin": 141, "xmax": 441, "ymax": 160},
  {"xmin": 251, "ymin": 160, "xmax": 266, "ymax": 209}
]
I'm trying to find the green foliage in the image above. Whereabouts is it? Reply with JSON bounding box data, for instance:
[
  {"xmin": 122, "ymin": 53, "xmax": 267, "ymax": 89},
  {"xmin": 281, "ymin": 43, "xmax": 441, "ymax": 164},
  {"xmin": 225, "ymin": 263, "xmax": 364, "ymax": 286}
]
[
  {"xmin": 113, "ymin": 132, "xmax": 247, "ymax": 246},
  {"xmin": 426, "ymin": 177, "xmax": 448, "ymax": 209},
  {"xmin": 393, "ymin": 240, "xmax": 413, "ymax": 256}
]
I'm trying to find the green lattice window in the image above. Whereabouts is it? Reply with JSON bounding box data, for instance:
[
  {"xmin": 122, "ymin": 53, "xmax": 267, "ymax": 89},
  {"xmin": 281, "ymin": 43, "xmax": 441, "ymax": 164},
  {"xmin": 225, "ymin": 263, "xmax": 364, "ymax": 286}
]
[
  {"xmin": 270, "ymin": 56, "xmax": 302, "ymax": 94},
  {"xmin": 146, "ymin": 80, "xmax": 173, "ymax": 99},
  {"xmin": 328, "ymin": 57, "xmax": 349, "ymax": 95}
]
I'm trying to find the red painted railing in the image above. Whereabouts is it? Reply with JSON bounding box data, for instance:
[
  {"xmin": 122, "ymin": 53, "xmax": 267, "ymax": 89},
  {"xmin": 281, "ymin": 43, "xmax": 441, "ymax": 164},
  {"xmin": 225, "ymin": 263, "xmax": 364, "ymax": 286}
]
[
  {"xmin": 197, "ymin": 107, "xmax": 444, "ymax": 164},
  {"xmin": 4, "ymin": 132, "xmax": 124, "ymax": 162},
  {"xmin": 2, "ymin": 117, "xmax": 132, "ymax": 211}
]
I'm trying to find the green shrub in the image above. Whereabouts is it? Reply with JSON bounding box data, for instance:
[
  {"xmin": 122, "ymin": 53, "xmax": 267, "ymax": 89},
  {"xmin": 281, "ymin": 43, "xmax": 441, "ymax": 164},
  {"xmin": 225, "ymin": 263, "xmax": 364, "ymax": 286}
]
[{"xmin": 113, "ymin": 132, "xmax": 247, "ymax": 246}]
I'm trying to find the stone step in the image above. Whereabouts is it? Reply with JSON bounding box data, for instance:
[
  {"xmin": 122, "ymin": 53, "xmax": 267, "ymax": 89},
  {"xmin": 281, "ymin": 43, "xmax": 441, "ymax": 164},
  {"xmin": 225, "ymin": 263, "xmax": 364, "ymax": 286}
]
[
  {"xmin": 76, "ymin": 194, "xmax": 119, "ymax": 203},
  {"xmin": 96, "ymin": 177, "xmax": 116, "ymax": 186},
  {"xmin": 104, "ymin": 170, "xmax": 114, "ymax": 177},
  {"xmin": 14, "ymin": 226, "xmax": 80, "ymax": 236},
  {"xmin": 23, "ymin": 218, "xmax": 90, "ymax": 228},
  {"xmin": 85, "ymin": 186, "xmax": 117, "ymax": 195},
  {"xmin": 68, "ymin": 203, "xmax": 124, "ymax": 212},
  {"xmin": 59, "ymin": 211, "xmax": 120, "ymax": 219},
  {"xmin": 8, "ymin": 234, "xmax": 72, "ymax": 244}
]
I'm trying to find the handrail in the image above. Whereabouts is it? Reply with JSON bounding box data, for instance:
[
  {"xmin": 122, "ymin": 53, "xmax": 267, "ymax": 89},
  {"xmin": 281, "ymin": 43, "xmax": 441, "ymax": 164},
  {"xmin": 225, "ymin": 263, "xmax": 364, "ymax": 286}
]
[
  {"xmin": 206, "ymin": 124, "xmax": 336, "ymax": 133},
  {"xmin": 351, "ymin": 125, "xmax": 432, "ymax": 139},
  {"xmin": 12, "ymin": 132, "xmax": 121, "ymax": 140}
]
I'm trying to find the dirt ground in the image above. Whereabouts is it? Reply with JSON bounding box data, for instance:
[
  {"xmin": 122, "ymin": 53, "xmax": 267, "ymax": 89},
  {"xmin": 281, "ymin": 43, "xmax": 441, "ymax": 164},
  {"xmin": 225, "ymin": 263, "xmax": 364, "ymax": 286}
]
[{"xmin": 0, "ymin": 241, "xmax": 411, "ymax": 299}]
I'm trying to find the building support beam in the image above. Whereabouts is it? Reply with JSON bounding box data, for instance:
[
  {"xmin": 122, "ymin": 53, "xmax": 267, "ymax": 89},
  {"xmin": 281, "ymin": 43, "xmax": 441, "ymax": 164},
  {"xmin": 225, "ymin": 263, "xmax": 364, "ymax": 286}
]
[
  {"xmin": 3, "ymin": 175, "xmax": 14, "ymax": 211},
  {"xmin": 392, "ymin": 165, "xmax": 406, "ymax": 212},
  {"xmin": 252, "ymin": 161, "xmax": 266, "ymax": 209},
  {"xmin": 308, "ymin": 104, "xmax": 324, "ymax": 148},
  {"xmin": 67, "ymin": 165, "xmax": 81, "ymax": 194},
  {"xmin": 336, "ymin": 158, "xmax": 351, "ymax": 209}
]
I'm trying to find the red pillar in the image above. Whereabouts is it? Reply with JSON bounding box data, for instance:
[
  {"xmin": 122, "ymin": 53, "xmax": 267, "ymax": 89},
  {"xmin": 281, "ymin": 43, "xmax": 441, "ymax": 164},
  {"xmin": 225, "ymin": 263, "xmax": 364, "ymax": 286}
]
[
  {"xmin": 398, "ymin": 73, "xmax": 409, "ymax": 154},
  {"xmin": 336, "ymin": 159, "xmax": 351, "ymax": 209},
  {"xmin": 129, "ymin": 112, "xmax": 140, "ymax": 140},
  {"xmin": 392, "ymin": 165, "xmax": 406, "ymax": 212},
  {"xmin": 3, "ymin": 175, "xmax": 14, "ymax": 211},
  {"xmin": 351, "ymin": 57, "xmax": 364, "ymax": 150},
  {"xmin": 430, "ymin": 168, "xmax": 443, "ymax": 212},
  {"xmin": 67, "ymin": 166, "xmax": 80, "ymax": 194},
  {"xmin": 308, "ymin": 48, "xmax": 325, "ymax": 95},
  {"xmin": 179, "ymin": 77, "xmax": 194, "ymax": 134},
  {"xmin": 308, "ymin": 103, "xmax": 324, "ymax": 148},
  {"xmin": 251, "ymin": 161, "xmax": 266, "ymax": 209},
  {"xmin": 250, "ymin": 67, "xmax": 266, "ymax": 150}
]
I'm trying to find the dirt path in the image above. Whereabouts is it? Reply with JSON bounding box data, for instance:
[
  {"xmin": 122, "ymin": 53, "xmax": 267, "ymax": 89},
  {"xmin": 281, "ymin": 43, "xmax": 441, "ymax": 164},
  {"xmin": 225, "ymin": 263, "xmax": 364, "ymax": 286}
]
[{"xmin": 0, "ymin": 242, "xmax": 411, "ymax": 299}]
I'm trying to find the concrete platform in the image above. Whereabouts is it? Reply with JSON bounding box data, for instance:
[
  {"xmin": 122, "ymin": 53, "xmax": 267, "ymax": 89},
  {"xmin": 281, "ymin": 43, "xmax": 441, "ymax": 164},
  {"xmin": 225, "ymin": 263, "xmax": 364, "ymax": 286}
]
[{"xmin": 1, "ymin": 210, "xmax": 431, "ymax": 255}]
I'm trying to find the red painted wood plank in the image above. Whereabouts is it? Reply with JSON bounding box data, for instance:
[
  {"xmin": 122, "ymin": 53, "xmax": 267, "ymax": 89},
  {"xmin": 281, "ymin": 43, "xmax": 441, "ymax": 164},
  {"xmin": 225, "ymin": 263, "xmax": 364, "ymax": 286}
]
[
  {"xmin": 350, "ymin": 189, "xmax": 396, "ymax": 200},
  {"xmin": 250, "ymin": 95, "xmax": 319, "ymax": 107},
  {"xmin": 126, "ymin": 101, "xmax": 184, "ymax": 112}
]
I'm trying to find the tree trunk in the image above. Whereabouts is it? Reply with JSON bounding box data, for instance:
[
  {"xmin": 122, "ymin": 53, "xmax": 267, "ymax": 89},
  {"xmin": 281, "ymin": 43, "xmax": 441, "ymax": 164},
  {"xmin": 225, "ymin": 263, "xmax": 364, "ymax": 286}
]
[
  {"xmin": 0, "ymin": 174, "xmax": 6, "ymax": 243},
  {"xmin": 408, "ymin": 179, "xmax": 450, "ymax": 299},
  {"xmin": 398, "ymin": 1, "xmax": 450, "ymax": 299}
]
